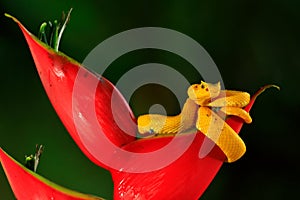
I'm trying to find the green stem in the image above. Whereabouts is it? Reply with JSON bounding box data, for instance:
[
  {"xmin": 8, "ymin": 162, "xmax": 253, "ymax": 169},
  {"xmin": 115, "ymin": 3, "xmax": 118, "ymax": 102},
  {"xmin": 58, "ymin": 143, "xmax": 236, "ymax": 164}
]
[
  {"xmin": 52, "ymin": 20, "xmax": 59, "ymax": 51},
  {"xmin": 38, "ymin": 22, "xmax": 48, "ymax": 45},
  {"xmin": 56, "ymin": 8, "xmax": 73, "ymax": 51}
]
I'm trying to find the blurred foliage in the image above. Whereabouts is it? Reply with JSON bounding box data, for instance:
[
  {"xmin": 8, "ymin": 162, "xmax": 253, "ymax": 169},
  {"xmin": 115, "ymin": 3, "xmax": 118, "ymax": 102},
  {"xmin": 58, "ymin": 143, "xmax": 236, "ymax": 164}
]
[{"xmin": 0, "ymin": 0, "xmax": 299, "ymax": 199}]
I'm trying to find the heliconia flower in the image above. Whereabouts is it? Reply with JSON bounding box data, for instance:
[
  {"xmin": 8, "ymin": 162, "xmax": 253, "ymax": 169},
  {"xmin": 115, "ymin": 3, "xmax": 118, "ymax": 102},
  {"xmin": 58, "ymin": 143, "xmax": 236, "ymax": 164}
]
[{"xmin": 1, "ymin": 14, "xmax": 278, "ymax": 199}]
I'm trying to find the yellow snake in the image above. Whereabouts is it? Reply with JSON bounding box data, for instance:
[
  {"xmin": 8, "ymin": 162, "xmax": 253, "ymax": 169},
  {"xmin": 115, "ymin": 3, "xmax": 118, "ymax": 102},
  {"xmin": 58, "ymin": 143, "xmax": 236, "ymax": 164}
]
[{"xmin": 137, "ymin": 81, "xmax": 252, "ymax": 162}]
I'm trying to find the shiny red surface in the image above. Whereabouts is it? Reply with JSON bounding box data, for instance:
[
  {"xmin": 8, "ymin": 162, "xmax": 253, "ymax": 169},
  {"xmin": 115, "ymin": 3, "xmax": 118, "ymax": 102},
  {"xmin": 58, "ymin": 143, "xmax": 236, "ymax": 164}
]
[{"xmin": 1, "ymin": 16, "xmax": 267, "ymax": 199}]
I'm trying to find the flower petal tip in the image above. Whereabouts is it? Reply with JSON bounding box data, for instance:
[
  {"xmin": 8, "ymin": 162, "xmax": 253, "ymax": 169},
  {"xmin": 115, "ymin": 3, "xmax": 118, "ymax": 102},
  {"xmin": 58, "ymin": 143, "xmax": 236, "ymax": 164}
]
[
  {"xmin": 0, "ymin": 148, "xmax": 104, "ymax": 200},
  {"xmin": 4, "ymin": 13, "xmax": 20, "ymax": 24}
]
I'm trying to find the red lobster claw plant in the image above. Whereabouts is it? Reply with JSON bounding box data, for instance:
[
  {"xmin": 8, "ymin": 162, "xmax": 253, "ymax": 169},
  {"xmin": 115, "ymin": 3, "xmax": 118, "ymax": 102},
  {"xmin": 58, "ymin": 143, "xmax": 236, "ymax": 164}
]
[{"xmin": 0, "ymin": 11, "xmax": 279, "ymax": 199}]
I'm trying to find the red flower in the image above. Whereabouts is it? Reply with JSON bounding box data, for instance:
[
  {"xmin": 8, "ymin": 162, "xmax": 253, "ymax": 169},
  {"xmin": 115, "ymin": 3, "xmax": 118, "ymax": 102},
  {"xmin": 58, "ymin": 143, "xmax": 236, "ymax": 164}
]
[{"xmin": 0, "ymin": 14, "xmax": 278, "ymax": 199}]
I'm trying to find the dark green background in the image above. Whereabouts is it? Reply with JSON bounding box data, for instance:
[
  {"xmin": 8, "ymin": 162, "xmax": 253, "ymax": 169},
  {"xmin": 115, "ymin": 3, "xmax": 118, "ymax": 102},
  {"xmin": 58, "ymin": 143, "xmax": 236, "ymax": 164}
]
[{"xmin": 0, "ymin": 0, "xmax": 299, "ymax": 199}]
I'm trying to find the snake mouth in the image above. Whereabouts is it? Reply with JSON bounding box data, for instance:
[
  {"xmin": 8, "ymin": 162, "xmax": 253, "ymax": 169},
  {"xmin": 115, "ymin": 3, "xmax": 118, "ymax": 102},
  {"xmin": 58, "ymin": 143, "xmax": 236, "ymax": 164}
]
[
  {"xmin": 188, "ymin": 97, "xmax": 205, "ymax": 103},
  {"xmin": 188, "ymin": 96, "xmax": 217, "ymax": 105},
  {"xmin": 187, "ymin": 96, "xmax": 197, "ymax": 101}
]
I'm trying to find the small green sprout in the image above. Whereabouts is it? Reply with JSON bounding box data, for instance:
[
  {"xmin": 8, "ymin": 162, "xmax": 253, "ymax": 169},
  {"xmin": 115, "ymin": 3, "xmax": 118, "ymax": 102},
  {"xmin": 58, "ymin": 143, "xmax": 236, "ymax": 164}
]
[
  {"xmin": 24, "ymin": 144, "xmax": 44, "ymax": 172},
  {"xmin": 38, "ymin": 8, "xmax": 73, "ymax": 51}
]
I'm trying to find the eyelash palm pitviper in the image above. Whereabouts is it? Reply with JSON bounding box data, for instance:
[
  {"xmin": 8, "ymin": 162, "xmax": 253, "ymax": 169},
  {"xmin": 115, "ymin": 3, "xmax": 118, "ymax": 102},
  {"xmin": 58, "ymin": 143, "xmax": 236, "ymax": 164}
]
[{"xmin": 137, "ymin": 81, "xmax": 255, "ymax": 163}]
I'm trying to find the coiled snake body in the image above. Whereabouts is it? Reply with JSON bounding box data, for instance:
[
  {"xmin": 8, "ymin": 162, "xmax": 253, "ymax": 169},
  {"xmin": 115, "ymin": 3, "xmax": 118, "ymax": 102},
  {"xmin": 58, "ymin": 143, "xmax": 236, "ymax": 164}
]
[{"xmin": 137, "ymin": 81, "xmax": 252, "ymax": 162}]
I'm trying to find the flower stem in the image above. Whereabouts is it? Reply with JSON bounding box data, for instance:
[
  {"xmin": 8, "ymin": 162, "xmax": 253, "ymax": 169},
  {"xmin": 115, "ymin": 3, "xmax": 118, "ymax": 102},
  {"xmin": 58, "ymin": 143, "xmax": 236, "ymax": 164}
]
[{"xmin": 24, "ymin": 144, "xmax": 44, "ymax": 172}]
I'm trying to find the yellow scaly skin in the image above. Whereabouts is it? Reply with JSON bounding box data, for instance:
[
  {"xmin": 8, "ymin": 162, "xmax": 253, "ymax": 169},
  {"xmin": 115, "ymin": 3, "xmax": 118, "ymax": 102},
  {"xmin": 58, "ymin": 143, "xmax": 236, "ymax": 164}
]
[{"xmin": 137, "ymin": 81, "xmax": 252, "ymax": 162}]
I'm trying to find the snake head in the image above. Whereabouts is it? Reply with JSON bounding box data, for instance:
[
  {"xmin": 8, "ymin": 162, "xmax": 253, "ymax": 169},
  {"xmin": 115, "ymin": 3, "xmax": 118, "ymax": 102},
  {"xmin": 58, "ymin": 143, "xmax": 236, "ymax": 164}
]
[{"xmin": 187, "ymin": 81, "xmax": 221, "ymax": 105}]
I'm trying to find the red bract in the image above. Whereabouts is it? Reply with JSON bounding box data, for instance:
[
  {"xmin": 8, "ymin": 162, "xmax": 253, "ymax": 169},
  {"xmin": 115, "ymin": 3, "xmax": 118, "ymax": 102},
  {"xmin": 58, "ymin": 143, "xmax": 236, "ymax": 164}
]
[
  {"xmin": 2, "ymin": 14, "xmax": 278, "ymax": 199},
  {"xmin": 0, "ymin": 148, "xmax": 103, "ymax": 199}
]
